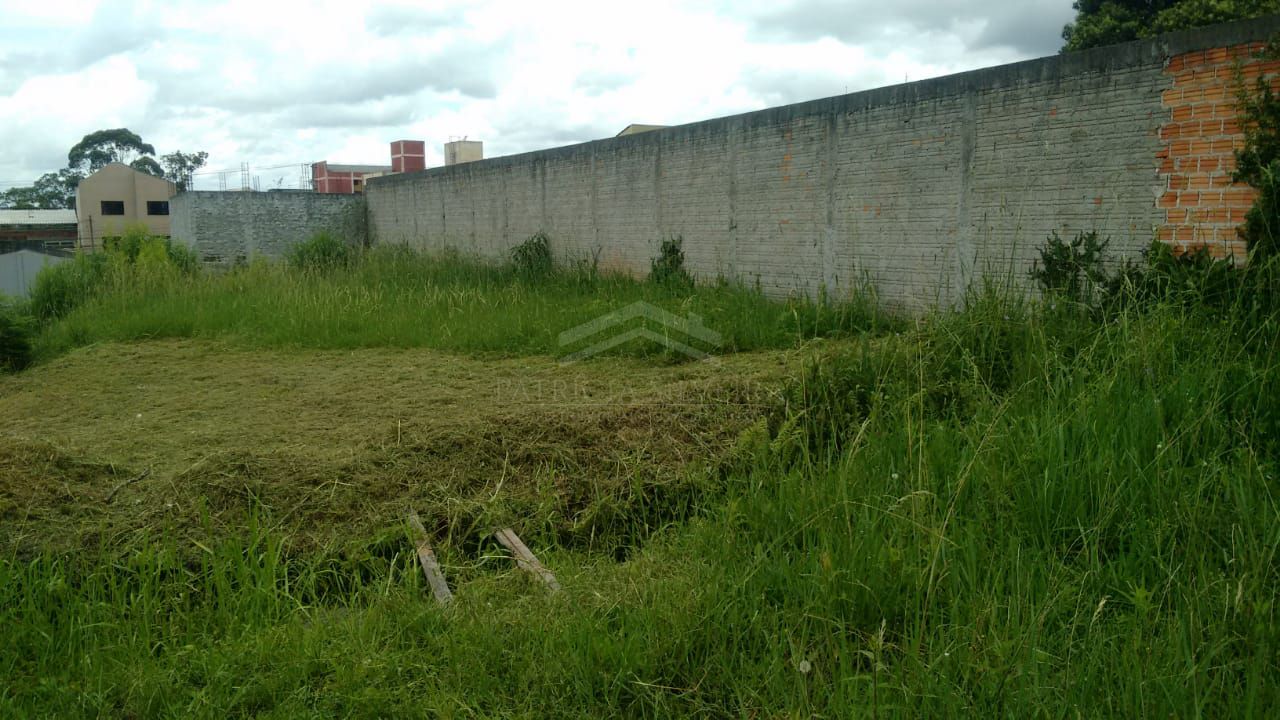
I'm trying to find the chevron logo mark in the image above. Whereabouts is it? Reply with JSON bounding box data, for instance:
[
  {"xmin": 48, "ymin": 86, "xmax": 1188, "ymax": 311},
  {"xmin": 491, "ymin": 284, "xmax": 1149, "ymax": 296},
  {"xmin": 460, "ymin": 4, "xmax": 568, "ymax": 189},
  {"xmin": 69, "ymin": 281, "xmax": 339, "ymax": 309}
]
[{"xmin": 557, "ymin": 301, "xmax": 722, "ymax": 363}]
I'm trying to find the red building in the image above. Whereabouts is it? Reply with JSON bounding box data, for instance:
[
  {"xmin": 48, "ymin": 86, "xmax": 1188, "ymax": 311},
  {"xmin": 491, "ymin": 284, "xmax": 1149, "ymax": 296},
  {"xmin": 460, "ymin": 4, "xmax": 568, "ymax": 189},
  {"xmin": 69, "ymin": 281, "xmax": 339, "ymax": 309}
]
[
  {"xmin": 311, "ymin": 140, "xmax": 428, "ymax": 194},
  {"xmin": 310, "ymin": 161, "xmax": 391, "ymax": 194},
  {"xmin": 391, "ymin": 140, "xmax": 426, "ymax": 173}
]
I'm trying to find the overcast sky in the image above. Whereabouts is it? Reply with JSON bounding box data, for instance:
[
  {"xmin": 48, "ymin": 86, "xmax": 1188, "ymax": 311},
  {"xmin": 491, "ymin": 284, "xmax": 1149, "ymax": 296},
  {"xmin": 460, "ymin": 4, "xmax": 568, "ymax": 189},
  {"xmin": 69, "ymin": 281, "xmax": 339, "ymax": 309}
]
[{"xmin": 0, "ymin": 0, "xmax": 1076, "ymax": 192}]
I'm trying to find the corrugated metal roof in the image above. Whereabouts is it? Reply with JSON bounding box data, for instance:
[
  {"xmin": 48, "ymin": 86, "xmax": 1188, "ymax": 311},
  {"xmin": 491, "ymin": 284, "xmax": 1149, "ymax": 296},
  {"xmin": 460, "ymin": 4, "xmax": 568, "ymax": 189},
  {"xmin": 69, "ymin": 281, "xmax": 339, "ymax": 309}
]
[{"xmin": 0, "ymin": 209, "xmax": 77, "ymax": 225}]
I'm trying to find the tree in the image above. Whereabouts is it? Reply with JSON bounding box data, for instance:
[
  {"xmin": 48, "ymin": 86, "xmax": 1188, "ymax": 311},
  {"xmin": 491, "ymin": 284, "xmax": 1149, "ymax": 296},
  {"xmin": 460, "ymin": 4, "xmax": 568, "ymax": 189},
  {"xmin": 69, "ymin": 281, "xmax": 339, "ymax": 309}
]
[
  {"xmin": 67, "ymin": 128, "xmax": 157, "ymax": 175},
  {"xmin": 0, "ymin": 169, "xmax": 80, "ymax": 210},
  {"xmin": 129, "ymin": 156, "xmax": 165, "ymax": 177},
  {"xmin": 1062, "ymin": 0, "xmax": 1280, "ymax": 52},
  {"xmin": 160, "ymin": 151, "xmax": 209, "ymax": 191},
  {"xmin": 1, "ymin": 129, "xmax": 210, "ymax": 210}
]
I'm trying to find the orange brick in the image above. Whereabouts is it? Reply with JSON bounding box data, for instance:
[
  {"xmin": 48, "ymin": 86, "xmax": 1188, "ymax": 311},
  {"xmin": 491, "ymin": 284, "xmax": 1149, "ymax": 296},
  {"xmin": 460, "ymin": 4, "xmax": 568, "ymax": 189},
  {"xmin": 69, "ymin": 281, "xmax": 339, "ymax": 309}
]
[
  {"xmin": 1171, "ymin": 139, "xmax": 1193, "ymax": 155},
  {"xmin": 1158, "ymin": 227, "xmax": 1175, "ymax": 242},
  {"xmin": 1193, "ymin": 209, "xmax": 1232, "ymax": 224},
  {"xmin": 1168, "ymin": 175, "xmax": 1190, "ymax": 190},
  {"xmin": 1203, "ymin": 86, "xmax": 1229, "ymax": 103},
  {"xmin": 1205, "ymin": 47, "xmax": 1229, "ymax": 64},
  {"xmin": 1228, "ymin": 208, "xmax": 1250, "ymax": 224},
  {"xmin": 1238, "ymin": 63, "xmax": 1280, "ymax": 81},
  {"xmin": 1222, "ymin": 119, "xmax": 1242, "ymax": 135},
  {"xmin": 1167, "ymin": 55, "xmax": 1186, "ymax": 73},
  {"xmin": 1197, "ymin": 190, "xmax": 1223, "ymax": 205},
  {"xmin": 1172, "ymin": 105, "xmax": 1194, "ymax": 122},
  {"xmin": 1159, "ymin": 191, "xmax": 1180, "ymax": 208},
  {"xmin": 1223, "ymin": 188, "xmax": 1258, "ymax": 206},
  {"xmin": 1199, "ymin": 120, "xmax": 1226, "ymax": 137},
  {"xmin": 1211, "ymin": 139, "xmax": 1238, "ymax": 154},
  {"xmin": 1209, "ymin": 244, "xmax": 1234, "ymax": 260},
  {"xmin": 1188, "ymin": 175, "xmax": 1211, "ymax": 190},
  {"xmin": 1179, "ymin": 191, "xmax": 1202, "ymax": 206},
  {"xmin": 1189, "ymin": 139, "xmax": 1214, "ymax": 155},
  {"xmin": 1161, "ymin": 87, "xmax": 1183, "ymax": 105},
  {"xmin": 1212, "ymin": 104, "xmax": 1238, "ymax": 119},
  {"xmin": 1175, "ymin": 226, "xmax": 1196, "ymax": 242},
  {"xmin": 1162, "ymin": 157, "xmax": 1178, "ymax": 173},
  {"xmin": 1209, "ymin": 174, "xmax": 1235, "ymax": 189},
  {"xmin": 1228, "ymin": 43, "xmax": 1266, "ymax": 61},
  {"xmin": 1199, "ymin": 157, "xmax": 1223, "ymax": 173},
  {"xmin": 1191, "ymin": 104, "xmax": 1217, "ymax": 120},
  {"xmin": 1166, "ymin": 208, "xmax": 1188, "ymax": 223}
]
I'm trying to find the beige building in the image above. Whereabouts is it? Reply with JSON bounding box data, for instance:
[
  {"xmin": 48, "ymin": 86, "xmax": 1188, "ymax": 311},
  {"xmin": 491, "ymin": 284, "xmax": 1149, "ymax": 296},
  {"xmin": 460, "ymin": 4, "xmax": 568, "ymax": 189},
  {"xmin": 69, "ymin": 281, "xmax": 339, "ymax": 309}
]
[
  {"xmin": 75, "ymin": 163, "xmax": 178, "ymax": 250},
  {"xmin": 444, "ymin": 140, "xmax": 483, "ymax": 165}
]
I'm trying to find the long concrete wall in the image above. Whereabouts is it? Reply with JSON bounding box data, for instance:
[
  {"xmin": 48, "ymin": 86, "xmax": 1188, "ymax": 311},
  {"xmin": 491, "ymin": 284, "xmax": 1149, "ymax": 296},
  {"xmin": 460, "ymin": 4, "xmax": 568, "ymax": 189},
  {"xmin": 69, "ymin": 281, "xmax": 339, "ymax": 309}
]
[
  {"xmin": 369, "ymin": 17, "xmax": 1279, "ymax": 308},
  {"xmin": 171, "ymin": 191, "xmax": 366, "ymax": 264}
]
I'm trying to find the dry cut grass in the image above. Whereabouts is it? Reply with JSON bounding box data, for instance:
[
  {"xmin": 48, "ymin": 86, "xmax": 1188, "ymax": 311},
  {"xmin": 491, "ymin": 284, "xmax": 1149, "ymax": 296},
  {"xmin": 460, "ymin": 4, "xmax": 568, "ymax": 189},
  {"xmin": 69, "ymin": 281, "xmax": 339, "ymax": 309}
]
[{"xmin": 0, "ymin": 339, "xmax": 815, "ymax": 558}]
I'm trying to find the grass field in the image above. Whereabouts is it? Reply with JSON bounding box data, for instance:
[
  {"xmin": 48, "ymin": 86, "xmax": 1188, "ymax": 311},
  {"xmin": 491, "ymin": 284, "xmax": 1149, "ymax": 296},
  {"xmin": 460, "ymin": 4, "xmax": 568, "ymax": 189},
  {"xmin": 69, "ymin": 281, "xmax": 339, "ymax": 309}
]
[
  {"xmin": 30, "ymin": 245, "xmax": 890, "ymax": 363},
  {"xmin": 2, "ymin": 246, "xmax": 1278, "ymax": 717}
]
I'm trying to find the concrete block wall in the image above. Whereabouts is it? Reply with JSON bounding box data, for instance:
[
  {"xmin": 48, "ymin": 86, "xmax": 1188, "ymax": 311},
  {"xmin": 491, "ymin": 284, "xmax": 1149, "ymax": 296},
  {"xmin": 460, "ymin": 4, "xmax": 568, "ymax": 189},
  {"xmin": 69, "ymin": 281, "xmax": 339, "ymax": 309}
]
[
  {"xmin": 367, "ymin": 17, "xmax": 1280, "ymax": 308},
  {"xmin": 170, "ymin": 191, "xmax": 366, "ymax": 264}
]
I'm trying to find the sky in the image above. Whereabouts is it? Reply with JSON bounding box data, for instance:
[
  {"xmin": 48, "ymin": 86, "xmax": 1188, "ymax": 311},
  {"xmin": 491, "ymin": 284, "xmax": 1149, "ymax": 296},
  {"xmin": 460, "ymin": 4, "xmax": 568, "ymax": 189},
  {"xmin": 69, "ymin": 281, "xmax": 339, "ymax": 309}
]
[{"xmin": 0, "ymin": 0, "xmax": 1077, "ymax": 192}]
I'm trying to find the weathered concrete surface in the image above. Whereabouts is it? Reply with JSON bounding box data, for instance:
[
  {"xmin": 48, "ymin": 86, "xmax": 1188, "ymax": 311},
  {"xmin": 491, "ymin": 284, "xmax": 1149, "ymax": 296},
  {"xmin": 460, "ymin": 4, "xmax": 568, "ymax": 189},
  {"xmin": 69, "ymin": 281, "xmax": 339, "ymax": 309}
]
[
  {"xmin": 367, "ymin": 16, "xmax": 1280, "ymax": 308},
  {"xmin": 171, "ymin": 191, "xmax": 366, "ymax": 263}
]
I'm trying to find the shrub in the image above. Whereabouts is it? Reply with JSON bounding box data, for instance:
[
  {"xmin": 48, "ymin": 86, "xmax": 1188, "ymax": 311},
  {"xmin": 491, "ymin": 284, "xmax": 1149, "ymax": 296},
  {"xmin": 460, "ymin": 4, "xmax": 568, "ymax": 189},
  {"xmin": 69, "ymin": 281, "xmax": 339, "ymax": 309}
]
[
  {"xmin": 650, "ymin": 235, "xmax": 692, "ymax": 287},
  {"xmin": 28, "ymin": 252, "xmax": 110, "ymax": 321},
  {"xmin": 1029, "ymin": 230, "xmax": 1110, "ymax": 304},
  {"xmin": 101, "ymin": 223, "xmax": 153, "ymax": 263},
  {"xmin": 165, "ymin": 241, "xmax": 200, "ymax": 275},
  {"xmin": 0, "ymin": 299, "xmax": 33, "ymax": 372},
  {"xmin": 1234, "ymin": 37, "xmax": 1280, "ymax": 259},
  {"xmin": 287, "ymin": 231, "xmax": 354, "ymax": 272},
  {"xmin": 510, "ymin": 232, "xmax": 553, "ymax": 279}
]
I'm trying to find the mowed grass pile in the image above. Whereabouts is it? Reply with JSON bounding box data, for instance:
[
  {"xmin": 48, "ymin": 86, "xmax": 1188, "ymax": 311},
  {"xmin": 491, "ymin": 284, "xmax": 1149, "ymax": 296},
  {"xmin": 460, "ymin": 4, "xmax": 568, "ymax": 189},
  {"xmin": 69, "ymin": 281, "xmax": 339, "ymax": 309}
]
[
  {"xmin": 3, "ymin": 281, "xmax": 1278, "ymax": 716},
  {"xmin": 31, "ymin": 238, "xmax": 889, "ymax": 362}
]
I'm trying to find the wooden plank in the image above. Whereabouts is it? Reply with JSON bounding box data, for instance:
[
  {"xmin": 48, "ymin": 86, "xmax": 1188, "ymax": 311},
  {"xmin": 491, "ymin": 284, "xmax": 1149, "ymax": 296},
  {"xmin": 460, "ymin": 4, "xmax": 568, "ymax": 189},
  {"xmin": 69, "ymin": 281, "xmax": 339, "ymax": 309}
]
[
  {"xmin": 408, "ymin": 511, "xmax": 453, "ymax": 605},
  {"xmin": 493, "ymin": 527, "xmax": 561, "ymax": 592},
  {"xmin": 105, "ymin": 468, "xmax": 150, "ymax": 503}
]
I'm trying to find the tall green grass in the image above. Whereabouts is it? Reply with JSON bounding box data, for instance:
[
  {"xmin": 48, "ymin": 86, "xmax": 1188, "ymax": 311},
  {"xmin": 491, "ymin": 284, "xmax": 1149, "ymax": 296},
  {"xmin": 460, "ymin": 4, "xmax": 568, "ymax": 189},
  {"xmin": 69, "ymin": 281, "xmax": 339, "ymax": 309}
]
[
  {"xmin": 33, "ymin": 245, "xmax": 892, "ymax": 362},
  {"xmin": 4, "ymin": 289, "xmax": 1277, "ymax": 716}
]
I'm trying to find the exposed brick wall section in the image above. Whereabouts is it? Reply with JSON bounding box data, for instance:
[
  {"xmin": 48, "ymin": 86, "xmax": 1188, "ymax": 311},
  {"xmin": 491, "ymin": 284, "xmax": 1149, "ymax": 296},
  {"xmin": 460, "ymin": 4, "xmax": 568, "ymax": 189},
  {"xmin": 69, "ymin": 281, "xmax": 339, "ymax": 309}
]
[{"xmin": 1158, "ymin": 43, "xmax": 1278, "ymax": 259}]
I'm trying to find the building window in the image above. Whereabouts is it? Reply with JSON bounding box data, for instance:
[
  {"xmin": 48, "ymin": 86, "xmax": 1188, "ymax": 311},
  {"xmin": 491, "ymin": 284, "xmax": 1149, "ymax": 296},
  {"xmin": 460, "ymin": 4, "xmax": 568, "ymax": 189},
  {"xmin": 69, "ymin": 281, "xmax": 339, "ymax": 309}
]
[
  {"xmin": 147, "ymin": 201, "xmax": 170, "ymax": 216},
  {"xmin": 101, "ymin": 200, "xmax": 125, "ymax": 216}
]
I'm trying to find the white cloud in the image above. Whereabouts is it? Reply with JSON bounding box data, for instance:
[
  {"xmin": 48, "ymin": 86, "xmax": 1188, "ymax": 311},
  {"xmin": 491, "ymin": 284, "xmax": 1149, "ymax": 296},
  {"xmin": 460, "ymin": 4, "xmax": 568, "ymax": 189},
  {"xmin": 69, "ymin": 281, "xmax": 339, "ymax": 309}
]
[{"xmin": 0, "ymin": 0, "xmax": 1075, "ymax": 191}]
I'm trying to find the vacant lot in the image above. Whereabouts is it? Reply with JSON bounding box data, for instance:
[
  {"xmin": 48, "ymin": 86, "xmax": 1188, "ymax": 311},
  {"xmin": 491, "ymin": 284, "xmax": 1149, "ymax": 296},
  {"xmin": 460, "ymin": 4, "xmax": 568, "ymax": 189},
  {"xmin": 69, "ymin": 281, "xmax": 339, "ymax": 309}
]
[
  {"xmin": 2, "ymin": 245, "xmax": 1278, "ymax": 717},
  {"xmin": 0, "ymin": 339, "xmax": 807, "ymax": 556}
]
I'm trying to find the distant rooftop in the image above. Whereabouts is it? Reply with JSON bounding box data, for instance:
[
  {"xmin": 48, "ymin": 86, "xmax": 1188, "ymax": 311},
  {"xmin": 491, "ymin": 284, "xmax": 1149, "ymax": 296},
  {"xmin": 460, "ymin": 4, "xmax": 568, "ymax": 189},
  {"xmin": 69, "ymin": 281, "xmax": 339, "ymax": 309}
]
[
  {"xmin": 0, "ymin": 209, "xmax": 78, "ymax": 225},
  {"xmin": 616, "ymin": 124, "xmax": 668, "ymax": 137},
  {"xmin": 323, "ymin": 163, "xmax": 392, "ymax": 174}
]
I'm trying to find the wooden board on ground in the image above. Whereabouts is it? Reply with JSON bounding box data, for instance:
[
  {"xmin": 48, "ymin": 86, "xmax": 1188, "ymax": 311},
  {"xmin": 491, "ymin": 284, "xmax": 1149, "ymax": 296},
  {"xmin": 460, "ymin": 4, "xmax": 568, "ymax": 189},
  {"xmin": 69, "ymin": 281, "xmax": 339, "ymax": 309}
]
[
  {"xmin": 493, "ymin": 527, "xmax": 561, "ymax": 592},
  {"xmin": 408, "ymin": 511, "xmax": 453, "ymax": 605}
]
